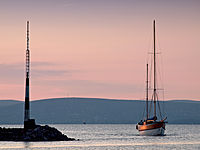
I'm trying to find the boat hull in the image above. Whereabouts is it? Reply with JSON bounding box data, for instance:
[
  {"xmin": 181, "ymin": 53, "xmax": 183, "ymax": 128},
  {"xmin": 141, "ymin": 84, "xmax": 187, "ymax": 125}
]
[
  {"xmin": 139, "ymin": 126, "xmax": 165, "ymax": 136},
  {"xmin": 136, "ymin": 122, "xmax": 165, "ymax": 136}
]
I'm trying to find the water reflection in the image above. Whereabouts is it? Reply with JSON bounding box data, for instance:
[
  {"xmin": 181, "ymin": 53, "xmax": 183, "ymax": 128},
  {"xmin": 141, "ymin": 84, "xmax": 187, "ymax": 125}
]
[
  {"xmin": 0, "ymin": 124, "xmax": 199, "ymax": 150},
  {"xmin": 23, "ymin": 142, "xmax": 31, "ymax": 149}
]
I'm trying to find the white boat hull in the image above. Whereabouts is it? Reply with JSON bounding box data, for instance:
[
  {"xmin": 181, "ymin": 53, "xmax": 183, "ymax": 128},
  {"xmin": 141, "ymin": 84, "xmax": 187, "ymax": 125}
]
[{"xmin": 139, "ymin": 127, "xmax": 165, "ymax": 136}]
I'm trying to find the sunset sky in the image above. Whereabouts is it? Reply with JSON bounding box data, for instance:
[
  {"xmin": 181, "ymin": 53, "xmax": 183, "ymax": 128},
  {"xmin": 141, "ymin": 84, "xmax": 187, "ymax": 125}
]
[{"xmin": 0, "ymin": 0, "xmax": 199, "ymax": 100}]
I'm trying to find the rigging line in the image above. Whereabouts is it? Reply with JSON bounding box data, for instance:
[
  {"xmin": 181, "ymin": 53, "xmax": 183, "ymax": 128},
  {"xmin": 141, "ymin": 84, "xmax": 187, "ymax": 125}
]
[
  {"xmin": 155, "ymin": 44, "xmax": 166, "ymax": 118},
  {"xmin": 162, "ymin": 88, "xmax": 167, "ymax": 117},
  {"xmin": 141, "ymin": 101, "xmax": 146, "ymax": 120},
  {"xmin": 155, "ymin": 24, "xmax": 165, "ymax": 95},
  {"xmin": 156, "ymin": 92, "xmax": 163, "ymax": 119},
  {"xmin": 158, "ymin": 53, "xmax": 166, "ymax": 117},
  {"xmin": 159, "ymin": 52, "xmax": 164, "ymax": 86},
  {"xmin": 157, "ymin": 59, "xmax": 163, "ymax": 98},
  {"xmin": 148, "ymin": 94, "xmax": 154, "ymax": 117},
  {"xmin": 161, "ymin": 52, "xmax": 165, "ymax": 90},
  {"xmin": 146, "ymin": 24, "xmax": 153, "ymax": 64},
  {"xmin": 149, "ymin": 52, "xmax": 153, "ymax": 90},
  {"xmin": 156, "ymin": 25, "xmax": 162, "ymax": 56},
  {"xmin": 155, "ymin": 26, "xmax": 166, "ymax": 119},
  {"xmin": 157, "ymin": 54, "xmax": 164, "ymax": 87}
]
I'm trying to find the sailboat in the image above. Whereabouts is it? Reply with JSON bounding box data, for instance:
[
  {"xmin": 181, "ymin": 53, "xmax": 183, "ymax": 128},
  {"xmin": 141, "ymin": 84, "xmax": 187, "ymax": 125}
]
[{"xmin": 136, "ymin": 20, "xmax": 167, "ymax": 136}]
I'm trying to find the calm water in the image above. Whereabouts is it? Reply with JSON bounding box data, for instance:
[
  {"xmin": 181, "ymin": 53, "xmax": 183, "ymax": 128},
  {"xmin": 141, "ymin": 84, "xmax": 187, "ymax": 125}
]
[{"xmin": 0, "ymin": 124, "xmax": 200, "ymax": 149}]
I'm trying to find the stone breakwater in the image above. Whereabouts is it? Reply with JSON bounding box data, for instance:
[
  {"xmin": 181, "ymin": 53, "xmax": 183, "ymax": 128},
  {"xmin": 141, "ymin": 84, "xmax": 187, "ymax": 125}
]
[{"xmin": 0, "ymin": 125, "xmax": 75, "ymax": 141}]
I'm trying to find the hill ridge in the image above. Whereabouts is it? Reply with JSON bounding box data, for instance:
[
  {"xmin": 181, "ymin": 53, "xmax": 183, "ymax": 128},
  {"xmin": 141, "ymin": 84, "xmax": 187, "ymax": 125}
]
[{"xmin": 0, "ymin": 97, "xmax": 199, "ymax": 124}]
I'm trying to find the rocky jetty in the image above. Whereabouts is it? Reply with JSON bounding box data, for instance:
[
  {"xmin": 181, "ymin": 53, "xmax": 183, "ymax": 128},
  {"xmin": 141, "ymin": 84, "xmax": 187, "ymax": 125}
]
[{"xmin": 0, "ymin": 125, "xmax": 75, "ymax": 141}]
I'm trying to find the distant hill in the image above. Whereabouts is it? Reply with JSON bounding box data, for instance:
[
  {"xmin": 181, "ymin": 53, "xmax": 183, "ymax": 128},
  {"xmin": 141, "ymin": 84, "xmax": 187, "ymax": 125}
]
[{"xmin": 0, "ymin": 97, "xmax": 199, "ymax": 124}]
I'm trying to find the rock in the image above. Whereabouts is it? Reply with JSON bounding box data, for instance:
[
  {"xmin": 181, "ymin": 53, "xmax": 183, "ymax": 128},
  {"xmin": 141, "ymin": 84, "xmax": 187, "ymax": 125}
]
[{"xmin": 0, "ymin": 125, "xmax": 75, "ymax": 141}]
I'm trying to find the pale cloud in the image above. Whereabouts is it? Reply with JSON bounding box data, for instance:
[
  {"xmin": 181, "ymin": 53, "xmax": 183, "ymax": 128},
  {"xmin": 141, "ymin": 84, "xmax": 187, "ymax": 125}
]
[{"xmin": 0, "ymin": 61, "xmax": 73, "ymax": 81}]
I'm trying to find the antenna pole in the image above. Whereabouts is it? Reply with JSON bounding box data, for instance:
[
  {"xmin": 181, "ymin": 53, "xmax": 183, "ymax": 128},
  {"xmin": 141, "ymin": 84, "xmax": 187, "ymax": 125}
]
[
  {"xmin": 24, "ymin": 21, "xmax": 30, "ymax": 122},
  {"xmin": 153, "ymin": 20, "xmax": 157, "ymax": 118}
]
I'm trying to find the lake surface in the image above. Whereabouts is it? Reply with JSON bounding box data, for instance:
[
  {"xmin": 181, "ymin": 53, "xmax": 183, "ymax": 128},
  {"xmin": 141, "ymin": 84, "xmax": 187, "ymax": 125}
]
[{"xmin": 0, "ymin": 124, "xmax": 200, "ymax": 149}]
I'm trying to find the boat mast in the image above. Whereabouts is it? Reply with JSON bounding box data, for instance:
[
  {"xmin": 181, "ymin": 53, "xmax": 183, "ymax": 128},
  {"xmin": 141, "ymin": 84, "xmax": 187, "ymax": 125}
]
[
  {"xmin": 146, "ymin": 64, "xmax": 149, "ymax": 120},
  {"xmin": 153, "ymin": 20, "xmax": 157, "ymax": 119}
]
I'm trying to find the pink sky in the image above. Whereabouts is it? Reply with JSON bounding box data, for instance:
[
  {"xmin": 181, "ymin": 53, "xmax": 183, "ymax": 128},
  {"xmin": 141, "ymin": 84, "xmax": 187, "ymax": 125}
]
[{"xmin": 0, "ymin": 0, "xmax": 199, "ymax": 100}]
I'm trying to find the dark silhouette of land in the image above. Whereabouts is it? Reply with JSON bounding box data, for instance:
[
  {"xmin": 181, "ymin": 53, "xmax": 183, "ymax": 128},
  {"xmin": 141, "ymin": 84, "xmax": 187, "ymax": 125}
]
[
  {"xmin": 0, "ymin": 125, "xmax": 75, "ymax": 141},
  {"xmin": 0, "ymin": 97, "xmax": 199, "ymax": 124}
]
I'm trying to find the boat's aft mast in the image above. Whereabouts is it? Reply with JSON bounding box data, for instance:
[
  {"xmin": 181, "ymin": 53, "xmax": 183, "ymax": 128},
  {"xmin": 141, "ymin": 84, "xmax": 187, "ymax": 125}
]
[
  {"xmin": 146, "ymin": 64, "xmax": 149, "ymax": 120},
  {"xmin": 153, "ymin": 20, "xmax": 157, "ymax": 119}
]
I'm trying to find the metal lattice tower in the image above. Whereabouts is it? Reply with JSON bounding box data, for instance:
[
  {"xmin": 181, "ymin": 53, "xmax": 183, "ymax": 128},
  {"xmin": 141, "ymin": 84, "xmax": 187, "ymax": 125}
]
[{"xmin": 24, "ymin": 21, "xmax": 30, "ymax": 122}]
